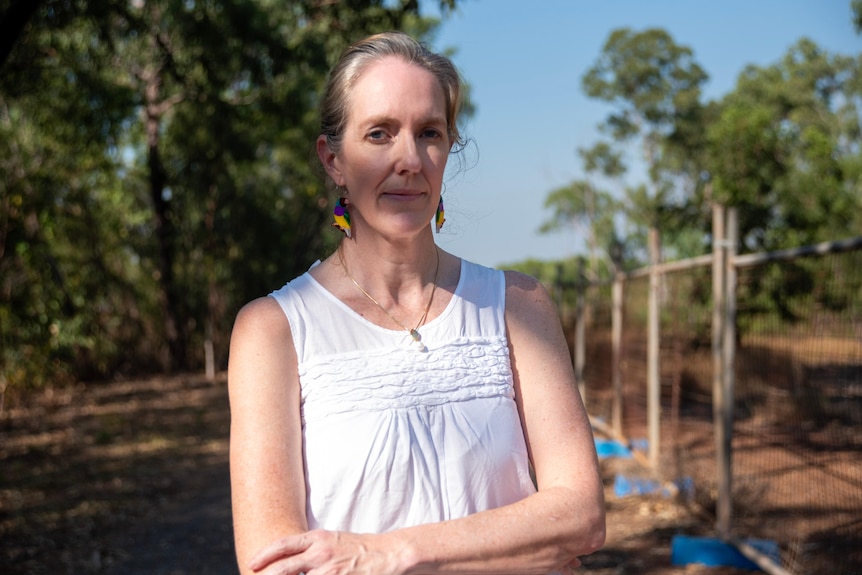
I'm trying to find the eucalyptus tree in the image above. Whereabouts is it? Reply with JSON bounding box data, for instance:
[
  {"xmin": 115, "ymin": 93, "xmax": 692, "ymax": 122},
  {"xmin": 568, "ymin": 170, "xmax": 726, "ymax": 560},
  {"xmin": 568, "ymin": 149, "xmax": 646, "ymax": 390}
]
[
  {"xmin": 582, "ymin": 27, "xmax": 708, "ymax": 260},
  {"xmin": 539, "ymin": 142, "xmax": 623, "ymax": 281}
]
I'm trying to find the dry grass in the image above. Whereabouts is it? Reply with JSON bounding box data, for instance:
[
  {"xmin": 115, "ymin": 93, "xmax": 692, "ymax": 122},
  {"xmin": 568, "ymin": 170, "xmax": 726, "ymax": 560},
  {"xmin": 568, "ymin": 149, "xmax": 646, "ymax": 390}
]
[{"xmin": 0, "ymin": 375, "xmax": 232, "ymax": 574}]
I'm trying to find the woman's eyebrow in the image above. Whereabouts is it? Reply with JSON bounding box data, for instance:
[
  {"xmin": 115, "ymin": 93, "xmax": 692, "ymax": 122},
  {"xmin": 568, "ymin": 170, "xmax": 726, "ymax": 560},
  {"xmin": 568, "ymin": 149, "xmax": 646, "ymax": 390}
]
[{"xmin": 357, "ymin": 113, "xmax": 447, "ymax": 129}]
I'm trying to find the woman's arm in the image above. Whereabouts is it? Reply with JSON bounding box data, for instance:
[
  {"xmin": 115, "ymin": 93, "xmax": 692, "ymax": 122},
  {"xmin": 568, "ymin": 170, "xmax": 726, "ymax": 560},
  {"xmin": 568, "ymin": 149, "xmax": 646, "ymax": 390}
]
[
  {"xmin": 228, "ymin": 296, "xmax": 309, "ymax": 575},
  {"xmin": 248, "ymin": 272, "xmax": 605, "ymax": 575}
]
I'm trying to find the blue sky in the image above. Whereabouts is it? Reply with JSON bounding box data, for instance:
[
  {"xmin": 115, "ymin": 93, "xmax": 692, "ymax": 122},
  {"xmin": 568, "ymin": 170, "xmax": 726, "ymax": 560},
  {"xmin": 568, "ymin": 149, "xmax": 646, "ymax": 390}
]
[{"xmin": 424, "ymin": 0, "xmax": 860, "ymax": 268}]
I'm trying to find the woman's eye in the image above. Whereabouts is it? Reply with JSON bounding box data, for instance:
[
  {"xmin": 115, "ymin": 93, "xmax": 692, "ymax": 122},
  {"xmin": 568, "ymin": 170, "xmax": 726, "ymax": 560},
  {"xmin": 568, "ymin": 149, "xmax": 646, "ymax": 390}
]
[
  {"xmin": 367, "ymin": 130, "xmax": 387, "ymax": 141},
  {"xmin": 421, "ymin": 128, "xmax": 442, "ymax": 139}
]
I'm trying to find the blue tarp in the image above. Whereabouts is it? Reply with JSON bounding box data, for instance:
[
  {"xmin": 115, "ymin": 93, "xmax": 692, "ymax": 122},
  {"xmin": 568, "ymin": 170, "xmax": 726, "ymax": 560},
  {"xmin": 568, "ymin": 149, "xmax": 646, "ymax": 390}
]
[
  {"xmin": 613, "ymin": 474, "xmax": 694, "ymax": 498},
  {"xmin": 594, "ymin": 438, "xmax": 633, "ymax": 459},
  {"xmin": 671, "ymin": 535, "xmax": 780, "ymax": 571}
]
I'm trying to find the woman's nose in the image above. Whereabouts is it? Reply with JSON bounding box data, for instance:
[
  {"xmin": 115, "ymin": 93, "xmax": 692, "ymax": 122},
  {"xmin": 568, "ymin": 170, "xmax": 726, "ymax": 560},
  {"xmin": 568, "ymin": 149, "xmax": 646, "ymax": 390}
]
[{"xmin": 394, "ymin": 136, "xmax": 422, "ymax": 174}]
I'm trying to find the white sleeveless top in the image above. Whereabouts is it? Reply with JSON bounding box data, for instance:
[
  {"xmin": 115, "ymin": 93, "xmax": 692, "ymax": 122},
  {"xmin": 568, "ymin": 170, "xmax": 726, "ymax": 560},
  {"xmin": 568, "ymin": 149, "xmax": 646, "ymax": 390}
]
[{"xmin": 269, "ymin": 258, "xmax": 537, "ymax": 534}]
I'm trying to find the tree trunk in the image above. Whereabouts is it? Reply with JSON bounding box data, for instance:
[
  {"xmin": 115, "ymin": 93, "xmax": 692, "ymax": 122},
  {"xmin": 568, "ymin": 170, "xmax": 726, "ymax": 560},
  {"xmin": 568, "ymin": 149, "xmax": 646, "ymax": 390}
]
[{"xmin": 144, "ymin": 64, "xmax": 186, "ymax": 372}]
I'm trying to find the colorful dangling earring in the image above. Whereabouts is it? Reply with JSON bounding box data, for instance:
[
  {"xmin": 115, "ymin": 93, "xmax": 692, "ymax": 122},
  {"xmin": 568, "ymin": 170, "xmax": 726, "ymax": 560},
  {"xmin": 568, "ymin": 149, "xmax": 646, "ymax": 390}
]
[
  {"xmin": 332, "ymin": 196, "xmax": 351, "ymax": 238},
  {"xmin": 435, "ymin": 197, "xmax": 445, "ymax": 233}
]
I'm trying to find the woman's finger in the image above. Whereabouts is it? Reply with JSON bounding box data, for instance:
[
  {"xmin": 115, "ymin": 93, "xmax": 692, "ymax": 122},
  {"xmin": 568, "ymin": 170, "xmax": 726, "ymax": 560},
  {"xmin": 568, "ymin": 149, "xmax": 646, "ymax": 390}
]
[{"xmin": 249, "ymin": 532, "xmax": 313, "ymax": 571}]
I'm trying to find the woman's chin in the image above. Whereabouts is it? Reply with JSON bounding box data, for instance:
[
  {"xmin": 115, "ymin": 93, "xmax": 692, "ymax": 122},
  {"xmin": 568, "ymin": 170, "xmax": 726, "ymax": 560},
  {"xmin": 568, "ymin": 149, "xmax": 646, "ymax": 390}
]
[{"xmin": 371, "ymin": 219, "xmax": 434, "ymax": 242}]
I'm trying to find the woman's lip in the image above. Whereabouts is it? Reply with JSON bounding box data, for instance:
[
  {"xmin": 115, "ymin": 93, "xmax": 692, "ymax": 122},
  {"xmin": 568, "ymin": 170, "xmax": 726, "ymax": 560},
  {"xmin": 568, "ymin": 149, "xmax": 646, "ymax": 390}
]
[{"xmin": 381, "ymin": 190, "xmax": 425, "ymax": 200}]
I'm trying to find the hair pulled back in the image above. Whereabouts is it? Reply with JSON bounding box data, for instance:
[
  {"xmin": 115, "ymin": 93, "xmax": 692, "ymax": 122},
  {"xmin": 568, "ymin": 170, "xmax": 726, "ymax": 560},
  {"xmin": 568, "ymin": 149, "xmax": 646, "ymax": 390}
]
[{"xmin": 319, "ymin": 31, "xmax": 465, "ymax": 156}]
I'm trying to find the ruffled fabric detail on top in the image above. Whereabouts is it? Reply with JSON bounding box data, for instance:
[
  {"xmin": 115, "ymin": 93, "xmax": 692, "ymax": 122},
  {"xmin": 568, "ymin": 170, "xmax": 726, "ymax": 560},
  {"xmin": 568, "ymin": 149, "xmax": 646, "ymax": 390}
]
[{"xmin": 299, "ymin": 336, "xmax": 513, "ymax": 423}]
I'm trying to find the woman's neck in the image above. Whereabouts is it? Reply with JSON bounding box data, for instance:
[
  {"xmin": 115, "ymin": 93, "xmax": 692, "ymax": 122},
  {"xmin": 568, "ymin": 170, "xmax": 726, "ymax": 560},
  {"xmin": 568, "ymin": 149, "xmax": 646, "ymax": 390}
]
[{"xmin": 336, "ymin": 233, "xmax": 440, "ymax": 302}]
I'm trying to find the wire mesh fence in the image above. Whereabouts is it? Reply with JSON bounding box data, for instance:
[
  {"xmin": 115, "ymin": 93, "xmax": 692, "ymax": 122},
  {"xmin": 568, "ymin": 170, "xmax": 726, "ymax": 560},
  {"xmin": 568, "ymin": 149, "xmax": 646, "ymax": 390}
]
[
  {"xmin": 731, "ymin": 251, "xmax": 862, "ymax": 574},
  {"xmin": 564, "ymin": 238, "xmax": 862, "ymax": 575}
]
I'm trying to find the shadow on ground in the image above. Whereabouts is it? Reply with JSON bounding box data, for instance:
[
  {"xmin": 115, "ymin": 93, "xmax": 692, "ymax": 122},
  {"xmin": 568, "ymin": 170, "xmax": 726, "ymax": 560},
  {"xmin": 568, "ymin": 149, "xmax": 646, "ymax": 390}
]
[
  {"xmin": 1, "ymin": 375, "xmax": 235, "ymax": 574},
  {"xmin": 1, "ymin": 374, "xmax": 753, "ymax": 574}
]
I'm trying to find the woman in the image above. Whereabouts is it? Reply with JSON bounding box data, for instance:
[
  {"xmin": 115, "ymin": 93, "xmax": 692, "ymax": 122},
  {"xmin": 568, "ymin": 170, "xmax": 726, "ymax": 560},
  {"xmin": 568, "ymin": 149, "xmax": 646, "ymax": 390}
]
[{"xmin": 228, "ymin": 31, "xmax": 605, "ymax": 575}]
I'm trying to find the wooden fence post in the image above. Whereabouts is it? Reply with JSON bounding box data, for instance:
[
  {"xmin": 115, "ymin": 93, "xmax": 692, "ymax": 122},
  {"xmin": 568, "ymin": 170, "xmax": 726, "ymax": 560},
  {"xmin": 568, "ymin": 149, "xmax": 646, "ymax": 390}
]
[
  {"xmin": 554, "ymin": 263, "xmax": 564, "ymax": 310},
  {"xmin": 720, "ymin": 208, "xmax": 739, "ymax": 536},
  {"xmin": 648, "ymin": 227, "xmax": 662, "ymax": 470},
  {"xmin": 712, "ymin": 204, "xmax": 731, "ymax": 537},
  {"xmin": 204, "ymin": 320, "xmax": 215, "ymax": 382},
  {"xmin": 611, "ymin": 243, "xmax": 624, "ymax": 438},
  {"xmin": 575, "ymin": 259, "xmax": 586, "ymax": 402}
]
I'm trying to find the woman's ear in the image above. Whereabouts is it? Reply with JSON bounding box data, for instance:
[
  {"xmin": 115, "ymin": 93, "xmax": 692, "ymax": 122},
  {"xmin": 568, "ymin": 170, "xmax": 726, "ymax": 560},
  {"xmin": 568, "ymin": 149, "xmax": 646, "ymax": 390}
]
[{"xmin": 317, "ymin": 135, "xmax": 344, "ymax": 187}]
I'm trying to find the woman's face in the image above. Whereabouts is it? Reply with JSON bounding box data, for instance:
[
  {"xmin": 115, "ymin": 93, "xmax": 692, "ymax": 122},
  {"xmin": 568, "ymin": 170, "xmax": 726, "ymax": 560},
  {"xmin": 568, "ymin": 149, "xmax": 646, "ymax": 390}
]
[{"xmin": 319, "ymin": 56, "xmax": 451, "ymax": 241}]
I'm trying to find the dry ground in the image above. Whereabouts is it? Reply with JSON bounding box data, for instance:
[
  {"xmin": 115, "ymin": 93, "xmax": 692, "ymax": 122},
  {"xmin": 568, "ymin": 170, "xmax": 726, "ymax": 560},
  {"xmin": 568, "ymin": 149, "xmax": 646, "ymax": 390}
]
[{"xmin": 1, "ymin": 374, "xmax": 753, "ymax": 574}]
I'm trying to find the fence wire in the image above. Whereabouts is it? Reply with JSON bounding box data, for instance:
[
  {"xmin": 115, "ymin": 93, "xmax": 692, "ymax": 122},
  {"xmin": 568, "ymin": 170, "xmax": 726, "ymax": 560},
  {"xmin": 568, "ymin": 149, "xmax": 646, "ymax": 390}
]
[
  {"xmin": 731, "ymin": 251, "xmax": 862, "ymax": 574},
  {"xmin": 568, "ymin": 248, "xmax": 862, "ymax": 575}
]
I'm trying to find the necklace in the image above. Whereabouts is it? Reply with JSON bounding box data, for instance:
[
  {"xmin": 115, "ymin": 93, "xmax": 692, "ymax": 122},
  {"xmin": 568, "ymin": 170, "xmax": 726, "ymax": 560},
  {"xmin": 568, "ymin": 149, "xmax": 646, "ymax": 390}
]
[{"xmin": 338, "ymin": 246, "xmax": 439, "ymax": 352}]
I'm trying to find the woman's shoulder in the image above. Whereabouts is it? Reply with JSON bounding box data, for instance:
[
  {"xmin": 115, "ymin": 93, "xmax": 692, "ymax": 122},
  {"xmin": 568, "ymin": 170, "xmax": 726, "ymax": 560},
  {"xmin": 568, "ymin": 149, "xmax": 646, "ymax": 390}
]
[
  {"xmin": 503, "ymin": 269, "xmax": 548, "ymax": 296},
  {"xmin": 233, "ymin": 296, "xmax": 291, "ymax": 338},
  {"xmin": 502, "ymin": 269, "xmax": 543, "ymax": 289},
  {"xmin": 228, "ymin": 296, "xmax": 298, "ymax": 395},
  {"xmin": 501, "ymin": 270, "xmax": 556, "ymax": 319}
]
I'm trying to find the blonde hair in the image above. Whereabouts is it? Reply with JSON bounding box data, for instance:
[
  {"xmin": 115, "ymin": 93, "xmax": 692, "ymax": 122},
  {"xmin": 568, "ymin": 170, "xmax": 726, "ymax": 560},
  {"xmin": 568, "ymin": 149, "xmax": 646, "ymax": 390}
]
[{"xmin": 319, "ymin": 31, "xmax": 465, "ymax": 156}]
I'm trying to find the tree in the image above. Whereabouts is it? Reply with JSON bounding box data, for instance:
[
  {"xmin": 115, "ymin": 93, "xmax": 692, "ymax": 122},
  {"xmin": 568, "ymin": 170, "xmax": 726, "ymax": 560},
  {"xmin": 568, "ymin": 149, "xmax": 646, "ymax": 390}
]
[
  {"xmin": 582, "ymin": 28, "xmax": 709, "ymax": 261},
  {"xmin": 1, "ymin": 1, "xmax": 146, "ymax": 386},
  {"xmin": 853, "ymin": 0, "xmax": 862, "ymax": 34},
  {"xmin": 0, "ymin": 0, "xmax": 461, "ymax": 388},
  {"xmin": 706, "ymin": 38, "xmax": 861, "ymax": 251},
  {"xmin": 539, "ymin": 142, "xmax": 622, "ymax": 280}
]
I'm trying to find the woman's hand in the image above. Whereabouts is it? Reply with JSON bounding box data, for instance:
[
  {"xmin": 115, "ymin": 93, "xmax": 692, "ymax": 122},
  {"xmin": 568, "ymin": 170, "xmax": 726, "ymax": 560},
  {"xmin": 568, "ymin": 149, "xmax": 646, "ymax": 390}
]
[
  {"xmin": 250, "ymin": 529, "xmax": 585, "ymax": 575},
  {"xmin": 249, "ymin": 530, "xmax": 406, "ymax": 575}
]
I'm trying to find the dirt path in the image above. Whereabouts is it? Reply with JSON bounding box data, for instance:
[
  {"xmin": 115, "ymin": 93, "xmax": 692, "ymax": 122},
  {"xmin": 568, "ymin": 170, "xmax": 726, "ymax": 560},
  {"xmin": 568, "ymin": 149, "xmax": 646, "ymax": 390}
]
[
  {"xmin": 100, "ymin": 463, "xmax": 235, "ymax": 574},
  {"xmin": 1, "ymin": 375, "xmax": 747, "ymax": 574}
]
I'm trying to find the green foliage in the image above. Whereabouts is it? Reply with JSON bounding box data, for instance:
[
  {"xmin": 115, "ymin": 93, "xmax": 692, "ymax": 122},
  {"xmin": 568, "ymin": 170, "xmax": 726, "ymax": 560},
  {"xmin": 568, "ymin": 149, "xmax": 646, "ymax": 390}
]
[
  {"xmin": 542, "ymin": 24, "xmax": 861, "ymax": 269},
  {"xmin": 0, "ymin": 0, "xmax": 461, "ymax": 390},
  {"xmin": 539, "ymin": 180, "xmax": 617, "ymax": 280},
  {"xmin": 706, "ymin": 39, "xmax": 861, "ymax": 251},
  {"xmin": 853, "ymin": 0, "xmax": 862, "ymax": 34},
  {"xmin": 533, "ymin": 22, "xmax": 862, "ymax": 339},
  {"xmin": 0, "ymin": 3, "xmax": 150, "ymax": 388},
  {"xmin": 537, "ymin": 141, "xmax": 624, "ymax": 281},
  {"xmin": 579, "ymin": 27, "xmax": 709, "ymax": 261},
  {"xmin": 501, "ymin": 256, "xmax": 583, "ymax": 286},
  {"xmin": 582, "ymin": 27, "xmax": 708, "ymax": 145}
]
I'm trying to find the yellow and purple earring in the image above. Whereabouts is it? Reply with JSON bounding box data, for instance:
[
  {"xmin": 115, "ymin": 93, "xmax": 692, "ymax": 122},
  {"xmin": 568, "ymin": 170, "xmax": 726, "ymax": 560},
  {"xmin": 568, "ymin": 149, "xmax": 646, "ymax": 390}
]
[
  {"xmin": 435, "ymin": 198, "xmax": 445, "ymax": 233},
  {"xmin": 332, "ymin": 197, "xmax": 351, "ymax": 238}
]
